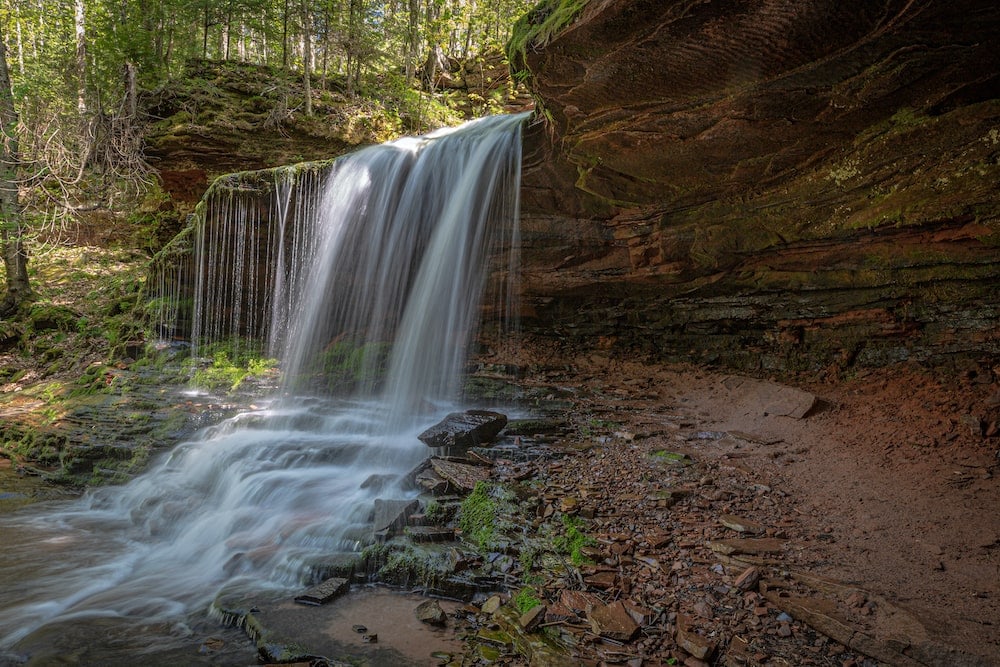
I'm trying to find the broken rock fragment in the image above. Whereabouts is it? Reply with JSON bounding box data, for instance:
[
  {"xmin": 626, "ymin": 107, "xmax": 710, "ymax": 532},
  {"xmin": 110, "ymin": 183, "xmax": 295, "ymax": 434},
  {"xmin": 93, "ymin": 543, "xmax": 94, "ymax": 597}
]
[
  {"xmin": 676, "ymin": 615, "xmax": 715, "ymax": 660},
  {"xmin": 372, "ymin": 498, "xmax": 419, "ymax": 538},
  {"xmin": 519, "ymin": 604, "xmax": 546, "ymax": 631},
  {"xmin": 589, "ymin": 600, "xmax": 640, "ymax": 642},
  {"xmin": 414, "ymin": 599, "xmax": 447, "ymax": 626},
  {"xmin": 293, "ymin": 577, "xmax": 349, "ymax": 606},
  {"xmin": 429, "ymin": 458, "xmax": 491, "ymax": 492}
]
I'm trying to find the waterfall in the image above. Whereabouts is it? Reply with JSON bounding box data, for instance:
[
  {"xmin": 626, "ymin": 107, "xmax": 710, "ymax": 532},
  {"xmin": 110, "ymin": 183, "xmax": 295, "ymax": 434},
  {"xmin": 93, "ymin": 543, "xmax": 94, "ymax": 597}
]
[
  {"xmin": 0, "ymin": 112, "xmax": 528, "ymax": 659},
  {"xmin": 179, "ymin": 112, "xmax": 525, "ymax": 407}
]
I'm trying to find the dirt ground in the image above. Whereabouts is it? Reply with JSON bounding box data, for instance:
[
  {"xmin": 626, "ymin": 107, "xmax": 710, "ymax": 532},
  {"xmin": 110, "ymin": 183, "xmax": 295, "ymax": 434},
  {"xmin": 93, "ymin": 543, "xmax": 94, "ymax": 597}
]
[{"xmin": 504, "ymin": 345, "xmax": 1000, "ymax": 666}]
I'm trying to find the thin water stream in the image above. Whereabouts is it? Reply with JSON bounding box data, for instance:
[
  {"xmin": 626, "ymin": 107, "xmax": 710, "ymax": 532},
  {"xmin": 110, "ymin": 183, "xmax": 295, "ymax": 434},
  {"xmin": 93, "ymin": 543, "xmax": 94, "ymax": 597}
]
[{"xmin": 0, "ymin": 113, "xmax": 528, "ymax": 664}]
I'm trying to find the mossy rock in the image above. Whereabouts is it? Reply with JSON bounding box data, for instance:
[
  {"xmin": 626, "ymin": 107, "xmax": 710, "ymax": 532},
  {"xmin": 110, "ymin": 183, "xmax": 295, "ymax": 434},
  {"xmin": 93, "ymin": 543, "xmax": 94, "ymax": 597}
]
[
  {"xmin": 650, "ymin": 450, "xmax": 694, "ymax": 466},
  {"xmin": 26, "ymin": 303, "xmax": 80, "ymax": 333}
]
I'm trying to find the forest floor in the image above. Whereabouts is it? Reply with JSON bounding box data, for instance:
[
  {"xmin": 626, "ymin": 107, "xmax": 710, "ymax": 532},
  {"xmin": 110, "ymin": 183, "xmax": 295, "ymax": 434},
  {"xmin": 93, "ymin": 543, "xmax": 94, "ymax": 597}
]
[{"xmin": 455, "ymin": 342, "xmax": 1000, "ymax": 666}]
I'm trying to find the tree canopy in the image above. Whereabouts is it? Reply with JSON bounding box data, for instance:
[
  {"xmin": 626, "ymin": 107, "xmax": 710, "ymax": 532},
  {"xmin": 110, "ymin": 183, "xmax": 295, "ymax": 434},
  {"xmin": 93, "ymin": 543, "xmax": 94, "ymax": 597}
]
[
  {"xmin": 1, "ymin": 0, "xmax": 537, "ymax": 206},
  {"xmin": 0, "ymin": 0, "xmax": 537, "ymax": 312},
  {"xmin": 3, "ymin": 0, "xmax": 536, "ymax": 118}
]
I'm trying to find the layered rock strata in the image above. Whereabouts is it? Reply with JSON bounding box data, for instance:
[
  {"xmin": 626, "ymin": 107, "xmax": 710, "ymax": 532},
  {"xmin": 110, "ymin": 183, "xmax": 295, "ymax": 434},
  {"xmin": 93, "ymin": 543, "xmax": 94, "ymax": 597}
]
[{"xmin": 513, "ymin": 0, "xmax": 1000, "ymax": 371}]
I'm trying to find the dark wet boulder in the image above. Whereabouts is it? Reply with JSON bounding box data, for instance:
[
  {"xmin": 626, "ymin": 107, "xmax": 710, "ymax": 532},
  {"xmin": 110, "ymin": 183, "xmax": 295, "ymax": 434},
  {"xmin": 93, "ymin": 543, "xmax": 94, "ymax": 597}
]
[{"xmin": 418, "ymin": 410, "xmax": 508, "ymax": 448}]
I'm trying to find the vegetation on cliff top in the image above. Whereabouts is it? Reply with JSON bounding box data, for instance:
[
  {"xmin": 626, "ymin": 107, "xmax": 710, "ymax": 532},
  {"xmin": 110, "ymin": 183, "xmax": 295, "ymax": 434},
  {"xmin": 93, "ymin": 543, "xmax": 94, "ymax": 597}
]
[{"xmin": 507, "ymin": 0, "xmax": 589, "ymax": 81}]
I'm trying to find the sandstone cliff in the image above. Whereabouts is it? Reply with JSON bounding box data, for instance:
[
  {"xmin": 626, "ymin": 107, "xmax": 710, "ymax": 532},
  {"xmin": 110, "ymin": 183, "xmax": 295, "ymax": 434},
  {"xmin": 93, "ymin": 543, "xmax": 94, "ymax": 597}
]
[{"xmin": 513, "ymin": 0, "xmax": 1000, "ymax": 373}]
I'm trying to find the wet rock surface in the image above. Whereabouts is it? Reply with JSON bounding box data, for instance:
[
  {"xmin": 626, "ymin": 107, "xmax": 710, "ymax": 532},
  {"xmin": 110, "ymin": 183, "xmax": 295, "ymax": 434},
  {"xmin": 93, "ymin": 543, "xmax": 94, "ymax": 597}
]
[
  {"xmin": 0, "ymin": 353, "xmax": 254, "ymax": 490},
  {"xmin": 418, "ymin": 410, "xmax": 509, "ymax": 449},
  {"xmin": 5, "ymin": 349, "xmax": 995, "ymax": 665}
]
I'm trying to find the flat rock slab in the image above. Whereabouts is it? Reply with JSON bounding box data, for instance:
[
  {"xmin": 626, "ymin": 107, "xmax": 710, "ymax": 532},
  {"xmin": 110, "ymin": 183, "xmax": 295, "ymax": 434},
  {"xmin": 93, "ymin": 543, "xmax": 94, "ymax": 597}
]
[
  {"xmin": 233, "ymin": 588, "xmax": 465, "ymax": 665},
  {"xmin": 372, "ymin": 498, "xmax": 419, "ymax": 534},
  {"xmin": 676, "ymin": 614, "xmax": 716, "ymax": 660},
  {"xmin": 709, "ymin": 538, "xmax": 786, "ymax": 556},
  {"xmin": 722, "ymin": 377, "xmax": 818, "ymax": 419},
  {"xmin": 406, "ymin": 525, "xmax": 456, "ymax": 543},
  {"xmin": 429, "ymin": 458, "xmax": 491, "ymax": 492},
  {"xmin": 418, "ymin": 410, "xmax": 508, "ymax": 448},
  {"xmin": 294, "ymin": 577, "xmax": 349, "ymax": 606},
  {"xmin": 559, "ymin": 589, "xmax": 602, "ymax": 613},
  {"xmin": 719, "ymin": 513, "xmax": 765, "ymax": 535},
  {"xmin": 413, "ymin": 466, "xmax": 448, "ymax": 494}
]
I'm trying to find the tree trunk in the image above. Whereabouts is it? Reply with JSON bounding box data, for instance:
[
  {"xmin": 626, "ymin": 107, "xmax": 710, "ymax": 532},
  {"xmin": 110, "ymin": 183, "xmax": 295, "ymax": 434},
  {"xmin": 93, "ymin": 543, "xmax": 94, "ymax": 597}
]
[
  {"xmin": 319, "ymin": 1, "xmax": 330, "ymax": 90},
  {"xmin": 75, "ymin": 0, "xmax": 87, "ymax": 116},
  {"xmin": 0, "ymin": 28, "xmax": 33, "ymax": 316},
  {"xmin": 123, "ymin": 61, "xmax": 137, "ymax": 118},
  {"xmin": 15, "ymin": 15, "xmax": 25, "ymax": 76},
  {"xmin": 346, "ymin": 0, "xmax": 357, "ymax": 97},
  {"xmin": 203, "ymin": 4, "xmax": 210, "ymax": 58},
  {"xmin": 223, "ymin": 1, "xmax": 233, "ymax": 60},
  {"xmin": 405, "ymin": 0, "xmax": 419, "ymax": 84},
  {"xmin": 301, "ymin": 0, "xmax": 313, "ymax": 115},
  {"xmin": 282, "ymin": 0, "xmax": 290, "ymax": 68}
]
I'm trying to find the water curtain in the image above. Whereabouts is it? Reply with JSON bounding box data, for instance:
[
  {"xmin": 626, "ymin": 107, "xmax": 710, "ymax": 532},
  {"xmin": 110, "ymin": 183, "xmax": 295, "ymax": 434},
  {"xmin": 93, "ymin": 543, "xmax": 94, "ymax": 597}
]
[{"xmin": 180, "ymin": 112, "xmax": 526, "ymax": 410}]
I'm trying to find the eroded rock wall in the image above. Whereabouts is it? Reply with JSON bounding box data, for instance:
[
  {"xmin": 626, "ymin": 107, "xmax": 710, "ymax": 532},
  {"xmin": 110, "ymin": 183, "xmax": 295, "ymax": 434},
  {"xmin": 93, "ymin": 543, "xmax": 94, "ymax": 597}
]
[{"xmin": 514, "ymin": 0, "xmax": 1000, "ymax": 373}]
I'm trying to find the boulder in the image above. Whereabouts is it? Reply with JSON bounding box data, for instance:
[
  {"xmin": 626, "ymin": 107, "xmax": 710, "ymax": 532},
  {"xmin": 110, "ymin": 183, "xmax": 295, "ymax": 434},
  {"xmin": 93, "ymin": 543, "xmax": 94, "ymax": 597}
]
[
  {"xmin": 414, "ymin": 599, "xmax": 447, "ymax": 626},
  {"xmin": 418, "ymin": 410, "xmax": 508, "ymax": 448}
]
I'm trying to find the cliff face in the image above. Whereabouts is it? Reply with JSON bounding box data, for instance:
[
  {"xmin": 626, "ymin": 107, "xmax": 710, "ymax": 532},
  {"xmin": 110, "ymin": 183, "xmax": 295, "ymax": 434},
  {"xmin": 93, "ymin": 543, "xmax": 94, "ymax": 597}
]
[{"xmin": 514, "ymin": 0, "xmax": 1000, "ymax": 373}]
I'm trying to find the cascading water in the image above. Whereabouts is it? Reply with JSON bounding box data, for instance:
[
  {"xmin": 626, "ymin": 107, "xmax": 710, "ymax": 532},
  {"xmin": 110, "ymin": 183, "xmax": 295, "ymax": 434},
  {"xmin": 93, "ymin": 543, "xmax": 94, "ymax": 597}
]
[{"xmin": 0, "ymin": 112, "xmax": 528, "ymax": 664}]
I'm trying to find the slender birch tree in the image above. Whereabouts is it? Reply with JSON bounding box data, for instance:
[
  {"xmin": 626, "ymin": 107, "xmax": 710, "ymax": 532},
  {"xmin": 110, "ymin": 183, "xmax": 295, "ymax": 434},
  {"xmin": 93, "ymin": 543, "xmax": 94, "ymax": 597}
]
[{"xmin": 0, "ymin": 24, "xmax": 32, "ymax": 316}]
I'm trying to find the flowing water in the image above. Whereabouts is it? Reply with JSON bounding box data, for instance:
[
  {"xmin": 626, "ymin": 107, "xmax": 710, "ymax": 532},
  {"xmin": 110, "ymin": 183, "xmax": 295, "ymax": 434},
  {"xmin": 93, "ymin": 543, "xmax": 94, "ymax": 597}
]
[{"xmin": 0, "ymin": 113, "xmax": 528, "ymax": 665}]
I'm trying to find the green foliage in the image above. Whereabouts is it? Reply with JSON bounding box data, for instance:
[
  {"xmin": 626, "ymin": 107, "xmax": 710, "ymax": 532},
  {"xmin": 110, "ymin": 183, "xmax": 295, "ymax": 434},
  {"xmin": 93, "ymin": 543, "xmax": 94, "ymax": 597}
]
[
  {"xmin": 369, "ymin": 543, "xmax": 450, "ymax": 588},
  {"xmin": 71, "ymin": 363, "xmax": 114, "ymax": 397},
  {"xmin": 371, "ymin": 72, "xmax": 463, "ymax": 133},
  {"xmin": 553, "ymin": 514, "xmax": 595, "ymax": 566},
  {"xmin": 458, "ymin": 481, "xmax": 516, "ymax": 551},
  {"xmin": 506, "ymin": 0, "xmax": 588, "ymax": 79},
  {"xmin": 188, "ymin": 341, "xmax": 277, "ymax": 393},
  {"xmin": 423, "ymin": 499, "xmax": 458, "ymax": 525},
  {"xmin": 514, "ymin": 586, "xmax": 542, "ymax": 614},
  {"xmin": 379, "ymin": 546, "xmax": 427, "ymax": 583}
]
